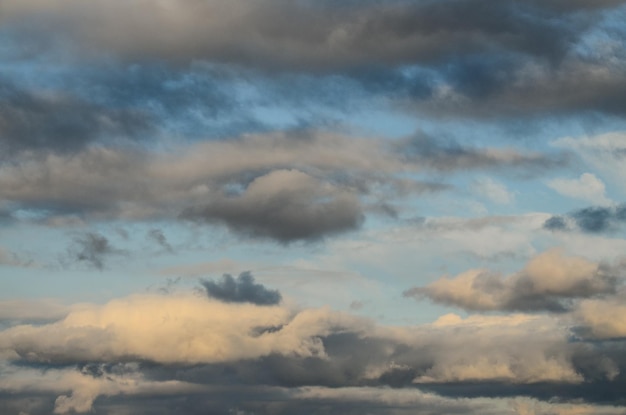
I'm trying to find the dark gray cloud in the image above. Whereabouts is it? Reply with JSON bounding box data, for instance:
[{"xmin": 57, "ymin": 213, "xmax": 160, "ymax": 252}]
[
  {"xmin": 67, "ymin": 232, "xmax": 124, "ymax": 269},
  {"xmin": 3, "ymin": 0, "xmax": 621, "ymax": 69},
  {"xmin": 182, "ymin": 169, "xmax": 364, "ymax": 243},
  {"xmin": 201, "ymin": 272, "xmax": 282, "ymax": 305},
  {"xmin": 543, "ymin": 215, "xmax": 568, "ymax": 231},
  {"xmin": 1, "ymin": 0, "xmax": 625, "ymax": 126},
  {"xmin": 544, "ymin": 203, "xmax": 626, "ymax": 233},
  {"xmin": 0, "ymin": 78, "xmax": 152, "ymax": 156},
  {"xmin": 428, "ymin": 59, "xmax": 626, "ymax": 118}
]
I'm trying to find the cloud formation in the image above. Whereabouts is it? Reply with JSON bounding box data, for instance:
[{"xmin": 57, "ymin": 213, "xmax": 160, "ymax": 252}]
[
  {"xmin": 574, "ymin": 294, "xmax": 626, "ymax": 339},
  {"xmin": 0, "ymin": 131, "xmax": 563, "ymax": 241},
  {"xmin": 2, "ymin": 0, "xmax": 625, "ymax": 123},
  {"xmin": 547, "ymin": 173, "xmax": 612, "ymax": 205},
  {"xmin": 2, "ymin": 0, "xmax": 621, "ymax": 69},
  {"xmin": 405, "ymin": 249, "xmax": 620, "ymax": 312},
  {"xmin": 0, "ymin": 79, "xmax": 151, "ymax": 157},
  {"xmin": 67, "ymin": 232, "xmax": 124, "ymax": 269},
  {"xmin": 544, "ymin": 204, "xmax": 626, "ymax": 233},
  {"xmin": 2, "ymin": 294, "xmax": 625, "ymax": 414},
  {"xmin": 183, "ymin": 169, "xmax": 364, "ymax": 242},
  {"xmin": 1, "ymin": 1, "xmax": 626, "ymax": 414},
  {"xmin": 201, "ymin": 272, "xmax": 282, "ymax": 305}
]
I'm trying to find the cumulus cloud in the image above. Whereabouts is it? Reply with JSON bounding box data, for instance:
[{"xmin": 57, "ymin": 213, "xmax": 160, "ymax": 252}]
[
  {"xmin": 0, "ymin": 294, "xmax": 369, "ymax": 364},
  {"xmin": 547, "ymin": 173, "xmax": 612, "ymax": 205},
  {"xmin": 182, "ymin": 169, "xmax": 364, "ymax": 242},
  {"xmin": 574, "ymin": 294, "xmax": 626, "ymax": 339},
  {"xmin": 2, "ymin": 293, "xmax": 626, "ymax": 413},
  {"xmin": 200, "ymin": 272, "xmax": 282, "ymax": 305},
  {"xmin": 404, "ymin": 249, "xmax": 619, "ymax": 312},
  {"xmin": 0, "ymin": 294, "xmax": 589, "ymax": 385},
  {"xmin": 0, "ymin": 362, "xmax": 205, "ymax": 414}
]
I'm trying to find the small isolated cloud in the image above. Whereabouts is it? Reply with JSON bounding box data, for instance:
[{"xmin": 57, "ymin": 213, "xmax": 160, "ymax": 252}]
[
  {"xmin": 201, "ymin": 272, "xmax": 282, "ymax": 306},
  {"xmin": 404, "ymin": 249, "xmax": 619, "ymax": 312},
  {"xmin": 147, "ymin": 229, "xmax": 173, "ymax": 253},
  {"xmin": 547, "ymin": 173, "xmax": 612, "ymax": 205},
  {"xmin": 543, "ymin": 203, "xmax": 626, "ymax": 233},
  {"xmin": 543, "ymin": 215, "xmax": 569, "ymax": 231},
  {"xmin": 68, "ymin": 232, "xmax": 124, "ymax": 269}
]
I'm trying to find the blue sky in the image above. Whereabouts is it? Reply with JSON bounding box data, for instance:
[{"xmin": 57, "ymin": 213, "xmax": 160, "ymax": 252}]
[{"xmin": 1, "ymin": 1, "xmax": 626, "ymax": 414}]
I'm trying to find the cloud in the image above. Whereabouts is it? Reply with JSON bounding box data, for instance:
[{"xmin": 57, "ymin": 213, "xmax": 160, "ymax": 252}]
[
  {"xmin": 553, "ymin": 132, "xmax": 626, "ymax": 186},
  {"xmin": 147, "ymin": 229, "xmax": 173, "ymax": 253},
  {"xmin": 574, "ymin": 294, "xmax": 626, "ymax": 339},
  {"xmin": 0, "ymin": 299, "xmax": 71, "ymax": 323},
  {"xmin": 397, "ymin": 134, "xmax": 567, "ymax": 174},
  {"xmin": 543, "ymin": 204, "xmax": 626, "ymax": 233},
  {"xmin": 0, "ymin": 362, "xmax": 205, "ymax": 414},
  {"xmin": 1, "ymin": 0, "xmax": 625, "ymax": 129},
  {"xmin": 0, "ymin": 294, "xmax": 369, "ymax": 364},
  {"xmin": 3, "ymin": 0, "xmax": 619, "ymax": 69},
  {"xmin": 405, "ymin": 249, "xmax": 619, "ymax": 312},
  {"xmin": 471, "ymin": 177, "xmax": 515, "ymax": 204},
  {"xmin": 67, "ymin": 232, "xmax": 125, "ymax": 269},
  {"xmin": 0, "ymin": 295, "xmax": 588, "ymax": 385},
  {"xmin": 0, "ymin": 79, "xmax": 151, "ymax": 157},
  {"xmin": 547, "ymin": 173, "xmax": 612, "ymax": 205},
  {"xmin": 182, "ymin": 169, "xmax": 364, "ymax": 242},
  {"xmin": 0, "ymin": 131, "xmax": 562, "ymax": 240},
  {"xmin": 3, "ymin": 293, "xmax": 626, "ymax": 413},
  {"xmin": 543, "ymin": 215, "xmax": 569, "ymax": 231},
  {"xmin": 200, "ymin": 272, "xmax": 282, "ymax": 306}
]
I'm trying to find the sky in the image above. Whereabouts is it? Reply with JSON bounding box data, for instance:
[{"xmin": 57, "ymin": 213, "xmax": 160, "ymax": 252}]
[{"xmin": 1, "ymin": 0, "xmax": 626, "ymax": 414}]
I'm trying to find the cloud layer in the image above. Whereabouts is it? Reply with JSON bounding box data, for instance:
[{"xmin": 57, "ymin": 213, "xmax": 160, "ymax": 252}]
[
  {"xmin": 1, "ymin": 293, "xmax": 625, "ymax": 414},
  {"xmin": 2, "ymin": 1, "xmax": 626, "ymax": 414}
]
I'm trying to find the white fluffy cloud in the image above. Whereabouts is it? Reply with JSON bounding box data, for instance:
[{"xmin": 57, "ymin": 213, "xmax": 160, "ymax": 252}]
[
  {"xmin": 547, "ymin": 173, "xmax": 612, "ymax": 205},
  {"xmin": 0, "ymin": 294, "xmax": 371, "ymax": 364}
]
